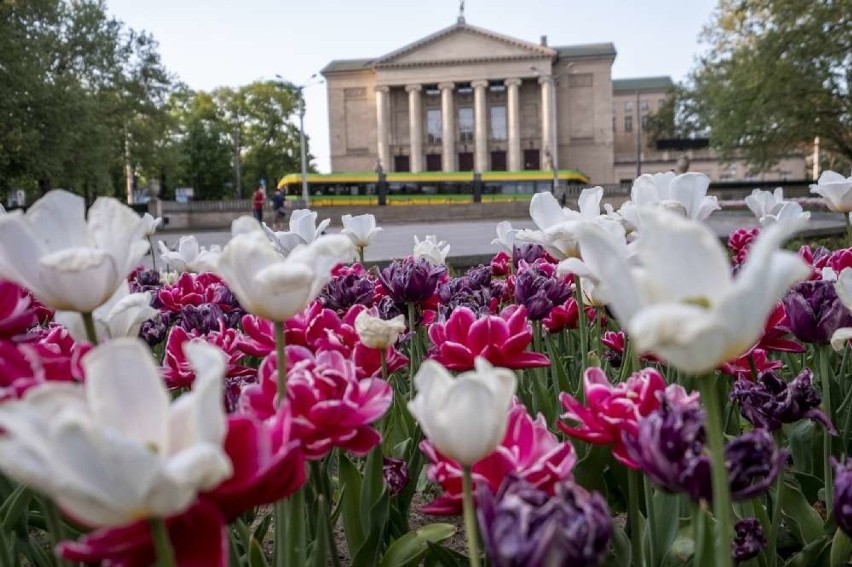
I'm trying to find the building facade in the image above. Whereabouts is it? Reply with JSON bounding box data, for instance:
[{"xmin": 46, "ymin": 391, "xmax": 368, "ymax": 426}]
[{"xmin": 322, "ymin": 19, "xmax": 805, "ymax": 184}]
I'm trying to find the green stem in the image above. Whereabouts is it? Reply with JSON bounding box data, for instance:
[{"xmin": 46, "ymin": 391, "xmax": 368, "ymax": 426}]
[
  {"xmin": 628, "ymin": 468, "xmax": 645, "ymax": 567},
  {"xmin": 820, "ymin": 348, "xmax": 834, "ymax": 515},
  {"xmin": 358, "ymin": 246, "xmax": 365, "ymax": 265},
  {"xmin": 311, "ymin": 461, "xmax": 342, "ymax": 567},
  {"xmin": 767, "ymin": 432, "xmax": 785, "ymax": 567},
  {"xmin": 381, "ymin": 348, "xmax": 388, "ymax": 382},
  {"xmin": 42, "ymin": 500, "xmax": 71, "ymax": 567},
  {"xmin": 698, "ymin": 376, "xmax": 733, "ymax": 567},
  {"xmin": 644, "ymin": 476, "xmax": 658, "ymax": 567},
  {"xmin": 845, "ymin": 212, "xmax": 852, "ymax": 249},
  {"xmin": 461, "ymin": 466, "xmax": 482, "ymax": 567},
  {"xmin": 751, "ymin": 497, "xmax": 773, "ymax": 567},
  {"xmin": 148, "ymin": 235, "xmax": 157, "ymax": 272},
  {"xmin": 575, "ymin": 278, "xmax": 589, "ymax": 375},
  {"xmin": 81, "ymin": 311, "xmax": 98, "ymax": 344},
  {"xmin": 407, "ymin": 302, "xmax": 418, "ymax": 398},
  {"xmin": 149, "ymin": 517, "xmax": 177, "ymax": 567},
  {"xmin": 274, "ymin": 321, "xmax": 287, "ymax": 404},
  {"xmin": 287, "ymin": 488, "xmax": 306, "ymax": 567}
]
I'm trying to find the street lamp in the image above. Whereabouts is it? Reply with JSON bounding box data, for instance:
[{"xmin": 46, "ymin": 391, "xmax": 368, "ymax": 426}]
[{"xmin": 276, "ymin": 73, "xmax": 323, "ymax": 208}]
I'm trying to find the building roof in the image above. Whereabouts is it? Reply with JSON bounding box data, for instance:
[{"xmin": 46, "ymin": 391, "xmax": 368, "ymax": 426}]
[
  {"xmin": 553, "ymin": 43, "xmax": 617, "ymax": 59},
  {"xmin": 612, "ymin": 76, "xmax": 674, "ymax": 93},
  {"xmin": 321, "ymin": 58, "xmax": 373, "ymax": 74}
]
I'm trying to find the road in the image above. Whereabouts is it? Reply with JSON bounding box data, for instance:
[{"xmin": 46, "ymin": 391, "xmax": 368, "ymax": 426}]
[{"xmin": 148, "ymin": 211, "xmax": 847, "ymax": 268}]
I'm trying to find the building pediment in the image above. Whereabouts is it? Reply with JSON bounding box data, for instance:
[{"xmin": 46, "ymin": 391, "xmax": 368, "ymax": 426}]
[{"xmin": 373, "ymin": 22, "xmax": 556, "ymax": 68}]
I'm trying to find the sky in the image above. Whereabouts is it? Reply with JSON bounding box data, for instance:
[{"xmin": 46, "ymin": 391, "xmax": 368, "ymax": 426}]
[{"xmin": 105, "ymin": 0, "xmax": 719, "ymax": 173}]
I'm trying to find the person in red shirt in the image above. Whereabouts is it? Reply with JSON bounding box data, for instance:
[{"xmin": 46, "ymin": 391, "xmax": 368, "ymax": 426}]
[{"xmin": 252, "ymin": 186, "xmax": 265, "ymax": 223}]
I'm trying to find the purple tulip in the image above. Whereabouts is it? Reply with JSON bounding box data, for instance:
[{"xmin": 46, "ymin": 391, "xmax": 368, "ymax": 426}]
[
  {"xmin": 513, "ymin": 262, "xmax": 572, "ymax": 321},
  {"xmin": 179, "ymin": 304, "xmax": 225, "ymax": 335},
  {"xmin": 731, "ymin": 369, "xmax": 835, "ymax": 433},
  {"xmin": 726, "ymin": 429, "xmax": 788, "ymax": 501},
  {"xmin": 378, "ymin": 257, "xmax": 446, "ymax": 304},
  {"xmin": 438, "ymin": 277, "xmax": 494, "ymax": 318},
  {"xmin": 513, "ymin": 243, "xmax": 551, "ymax": 267},
  {"xmin": 139, "ymin": 313, "xmax": 171, "ymax": 347},
  {"xmin": 477, "ymin": 476, "xmax": 611, "ymax": 567},
  {"xmin": 465, "ymin": 265, "xmax": 493, "ymax": 289},
  {"xmin": 320, "ymin": 272, "xmax": 376, "ymax": 313},
  {"xmin": 833, "ymin": 459, "xmax": 852, "ymax": 538},
  {"xmin": 383, "ymin": 457, "xmax": 408, "ymax": 496},
  {"xmin": 732, "ymin": 518, "xmax": 766, "ymax": 563},
  {"xmin": 781, "ymin": 280, "xmax": 852, "ymax": 344},
  {"xmin": 130, "ymin": 269, "xmax": 163, "ymax": 293}
]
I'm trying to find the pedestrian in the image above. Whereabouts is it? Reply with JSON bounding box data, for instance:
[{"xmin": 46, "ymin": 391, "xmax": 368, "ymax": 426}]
[
  {"xmin": 271, "ymin": 188, "xmax": 287, "ymax": 230},
  {"xmin": 252, "ymin": 185, "xmax": 265, "ymax": 223}
]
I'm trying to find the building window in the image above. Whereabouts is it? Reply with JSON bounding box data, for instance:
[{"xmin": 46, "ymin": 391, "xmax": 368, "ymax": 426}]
[
  {"xmin": 624, "ymin": 115, "xmax": 633, "ymax": 132},
  {"xmin": 459, "ymin": 107, "xmax": 474, "ymax": 143},
  {"xmin": 612, "ymin": 116, "xmax": 617, "ymax": 132},
  {"xmin": 427, "ymin": 109, "xmax": 442, "ymax": 144},
  {"xmin": 640, "ymin": 100, "xmax": 649, "ymax": 113},
  {"xmin": 641, "ymin": 115, "xmax": 649, "ymax": 129},
  {"xmin": 490, "ymin": 105, "xmax": 507, "ymax": 140},
  {"xmin": 624, "ymin": 101, "xmax": 634, "ymax": 113}
]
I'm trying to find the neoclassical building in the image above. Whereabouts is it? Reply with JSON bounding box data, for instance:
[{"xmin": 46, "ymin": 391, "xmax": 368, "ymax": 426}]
[{"xmin": 322, "ymin": 18, "xmax": 805, "ymax": 184}]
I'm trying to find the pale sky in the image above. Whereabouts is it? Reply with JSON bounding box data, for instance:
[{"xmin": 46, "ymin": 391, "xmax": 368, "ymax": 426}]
[{"xmin": 105, "ymin": 0, "xmax": 718, "ymax": 172}]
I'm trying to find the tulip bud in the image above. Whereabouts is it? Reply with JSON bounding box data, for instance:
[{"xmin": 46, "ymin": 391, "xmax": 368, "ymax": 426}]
[
  {"xmin": 408, "ymin": 358, "xmax": 516, "ymax": 466},
  {"xmin": 355, "ymin": 311, "xmax": 406, "ymax": 349}
]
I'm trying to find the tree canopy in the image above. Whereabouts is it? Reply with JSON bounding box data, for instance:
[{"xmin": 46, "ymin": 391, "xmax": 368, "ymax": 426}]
[
  {"xmin": 667, "ymin": 0, "xmax": 851, "ymax": 172},
  {"xmin": 0, "ymin": 0, "xmax": 314, "ymax": 203}
]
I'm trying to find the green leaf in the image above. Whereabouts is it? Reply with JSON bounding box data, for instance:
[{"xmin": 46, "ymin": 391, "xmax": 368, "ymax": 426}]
[
  {"xmin": 424, "ymin": 542, "xmax": 469, "ymax": 567},
  {"xmin": 788, "ymin": 421, "xmax": 820, "ymax": 477},
  {"xmin": 308, "ymin": 495, "xmax": 330, "ymax": 567},
  {"xmin": 252, "ymin": 513, "xmax": 273, "ymax": 547},
  {"xmin": 830, "ymin": 529, "xmax": 852, "ymax": 567},
  {"xmin": 379, "ymin": 523, "xmax": 456, "ymax": 567},
  {"xmin": 780, "ymin": 481, "xmax": 825, "ymax": 544},
  {"xmin": 248, "ymin": 537, "xmax": 270, "ymax": 567},
  {"xmin": 361, "ymin": 445, "xmax": 385, "ymax": 527},
  {"xmin": 351, "ymin": 489, "xmax": 390, "ymax": 567},
  {"xmin": 782, "ymin": 536, "xmax": 830, "ymax": 567},
  {"xmin": 1, "ymin": 484, "xmax": 31, "ymax": 531},
  {"xmin": 603, "ymin": 525, "xmax": 631, "ymax": 567},
  {"xmin": 645, "ymin": 491, "xmax": 680, "ymax": 567},
  {"xmin": 339, "ymin": 454, "xmax": 365, "ymax": 557}
]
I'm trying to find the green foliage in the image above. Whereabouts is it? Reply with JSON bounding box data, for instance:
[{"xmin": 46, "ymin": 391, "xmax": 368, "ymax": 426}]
[{"xmin": 677, "ymin": 0, "xmax": 852, "ymax": 171}]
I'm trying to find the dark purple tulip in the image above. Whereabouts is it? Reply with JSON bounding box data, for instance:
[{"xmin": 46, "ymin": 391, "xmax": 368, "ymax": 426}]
[
  {"xmin": 130, "ymin": 269, "xmax": 163, "ymax": 293},
  {"xmin": 477, "ymin": 476, "xmax": 611, "ymax": 567},
  {"xmin": 438, "ymin": 277, "xmax": 494, "ymax": 317},
  {"xmin": 726, "ymin": 429, "xmax": 788, "ymax": 501},
  {"xmin": 377, "ymin": 295, "xmax": 405, "ymax": 321},
  {"xmin": 465, "ymin": 265, "xmax": 492, "ymax": 289},
  {"xmin": 732, "ymin": 518, "xmax": 766, "ymax": 563},
  {"xmin": 833, "ymin": 459, "xmax": 852, "ymax": 537},
  {"xmin": 139, "ymin": 312, "xmax": 171, "ymax": 347},
  {"xmin": 320, "ymin": 272, "xmax": 376, "ymax": 313},
  {"xmin": 513, "ymin": 262, "xmax": 572, "ymax": 321},
  {"xmin": 211, "ymin": 285, "xmax": 242, "ymax": 312},
  {"xmin": 513, "ymin": 243, "xmax": 550, "ymax": 267},
  {"xmin": 731, "ymin": 369, "xmax": 835, "ymax": 433},
  {"xmin": 781, "ymin": 280, "xmax": 852, "ymax": 344},
  {"xmin": 179, "ymin": 304, "xmax": 225, "ymax": 335},
  {"xmin": 383, "ymin": 457, "xmax": 408, "ymax": 496},
  {"xmin": 378, "ymin": 257, "xmax": 446, "ymax": 304}
]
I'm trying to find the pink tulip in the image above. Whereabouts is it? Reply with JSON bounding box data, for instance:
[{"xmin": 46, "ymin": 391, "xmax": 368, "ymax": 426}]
[
  {"xmin": 421, "ymin": 401, "xmax": 576, "ymax": 515},
  {"xmin": 242, "ymin": 349, "xmax": 392, "ymax": 460},
  {"xmin": 755, "ymin": 303, "xmax": 804, "ymax": 353},
  {"xmin": 721, "ymin": 348, "xmax": 783, "ymax": 381},
  {"xmin": 559, "ymin": 367, "xmax": 666, "ymax": 469},
  {"xmin": 427, "ymin": 305, "xmax": 550, "ymax": 371},
  {"xmin": 163, "ymin": 324, "xmax": 254, "ymax": 390},
  {"xmin": 58, "ymin": 408, "xmax": 306, "ymax": 567},
  {"xmin": 0, "ymin": 281, "xmax": 38, "ymax": 338},
  {"xmin": 1, "ymin": 326, "xmax": 89, "ymax": 401}
]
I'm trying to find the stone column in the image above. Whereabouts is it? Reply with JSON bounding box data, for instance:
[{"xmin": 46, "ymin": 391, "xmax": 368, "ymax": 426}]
[
  {"xmin": 538, "ymin": 76, "xmax": 558, "ymax": 170},
  {"xmin": 505, "ymin": 78, "xmax": 522, "ymax": 171},
  {"xmin": 375, "ymin": 86, "xmax": 391, "ymax": 171},
  {"xmin": 472, "ymin": 79, "xmax": 489, "ymax": 172},
  {"xmin": 406, "ymin": 84, "xmax": 423, "ymax": 173},
  {"xmin": 439, "ymin": 82, "xmax": 456, "ymax": 171}
]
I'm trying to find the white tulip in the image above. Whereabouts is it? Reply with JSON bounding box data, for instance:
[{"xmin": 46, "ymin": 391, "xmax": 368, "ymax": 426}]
[
  {"xmin": 141, "ymin": 213, "xmax": 163, "ymax": 237},
  {"xmin": 0, "ymin": 338, "xmax": 232, "ymax": 527},
  {"xmin": 408, "ymin": 358, "xmax": 516, "ymax": 466},
  {"xmin": 490, "ymin": 221, "xmax": 518, "ymax": 254},
  {"xmin": 577, "ymin": 208, "xmax": 810, "ymax": 374},
  {"xmin": 354, "ymin": 311, "xmax": 406, "ymax": 349},
  {"xmin": 745, "ymin": 188, "xmax": 785, "ymax": 220},
  {"xmin": 0, "ymin": 190, "xmax": 149, "ymax": 312},
  {"xmin": 810, "ymin": 170, "xmax": 852, "ymax": 212},
  {"xmin": 288, "ymin": 209, "xmax": 331, "ymax": 244},
  {"xmin": 515, "ymin": 187, "xmax": 624, "ymax": 259},
  {"xmin": 414, "ymin": 235, "xmax": 451, "ymax": 266},
  {"xmin": 216, "ymin": 216, "xmax": 355, "ymax": 322},
  {"xmin": 55, "ymin": 282, "xmax": 157, "ymax": 343},
  {"xmin": 158, "ymin": 235, "xmax": 221, "ymax": 273},
  {"xmin": 618, "ymin": 172, "xmax": 719, "ymax": 232},
  {"xmin": 342, "ymin": 214, "xmax": 382, "ymax": 248},
  {"xmin": 759, "ymin": 201, "xmax": 811, "ymax": 228}
]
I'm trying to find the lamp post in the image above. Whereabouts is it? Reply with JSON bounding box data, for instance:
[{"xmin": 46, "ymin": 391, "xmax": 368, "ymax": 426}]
[{"xmin": 277, "ymin": 73, "xmax": 323, "ymax": 208}]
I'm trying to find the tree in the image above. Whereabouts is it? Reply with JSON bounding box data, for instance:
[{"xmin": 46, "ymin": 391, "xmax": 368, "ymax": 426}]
[{"xmin": 679, "ymin": 0, "xmax": 852, "ymax": 171}]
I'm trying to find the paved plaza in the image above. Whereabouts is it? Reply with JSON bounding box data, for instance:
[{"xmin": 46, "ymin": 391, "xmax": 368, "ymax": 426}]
[{"xmin": 147, "ymin": 210, "xmax": 847, "ymax": 270}]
